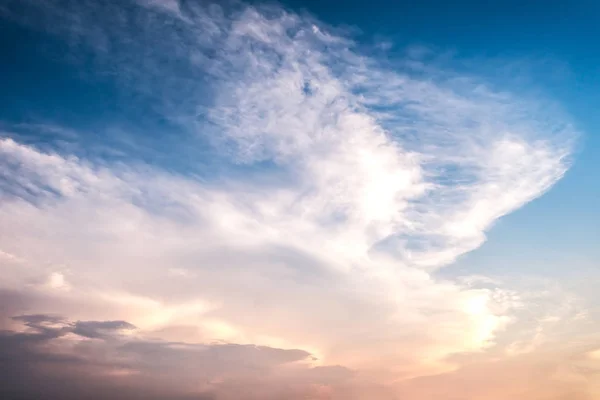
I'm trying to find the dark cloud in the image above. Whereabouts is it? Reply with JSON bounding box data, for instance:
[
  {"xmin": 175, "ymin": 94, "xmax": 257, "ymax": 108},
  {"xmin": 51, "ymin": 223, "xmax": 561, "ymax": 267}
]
[
  {"xmin": 8, "ymin": 314, "xmax": 135, "ymax": 342},
  {"xmin": 72, "ymin": 320, "xmax": 136, "ymax": 339},
  {"xmin": 0, "ymin": 312, "xmax": 354, "ymax": 400}
]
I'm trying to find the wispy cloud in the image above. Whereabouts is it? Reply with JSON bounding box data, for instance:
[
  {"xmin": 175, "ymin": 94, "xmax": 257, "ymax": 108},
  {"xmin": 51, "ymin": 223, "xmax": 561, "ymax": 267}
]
[{"xmin": 0, "ymin": 0, "xmax": 591, "ymax": 399}]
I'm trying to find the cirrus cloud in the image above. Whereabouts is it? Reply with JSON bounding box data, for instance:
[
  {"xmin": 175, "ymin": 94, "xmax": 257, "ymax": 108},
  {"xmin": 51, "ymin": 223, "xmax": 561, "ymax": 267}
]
[{"xmin": 0, "ymin": 0, "xmax": 590, "ymax": 399}]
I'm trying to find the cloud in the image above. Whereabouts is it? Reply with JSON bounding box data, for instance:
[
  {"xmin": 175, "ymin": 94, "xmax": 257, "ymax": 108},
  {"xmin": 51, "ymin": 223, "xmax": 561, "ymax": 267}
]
[
  {"xmin": 0, "ymin": 312, "xmax": 360, "ymax": 400},
  {"xmin": 7, "ymin": 313, "xmax": 136, "ymax": 341},
  {"xmin": 396, "ymin": 347, "xmax": 600, "ymax": 400},
  {"xmin": 0, "ymin": 136, "xmax": 522, "ymax": 374},
  {"xmin": 1, "ymin": 310, "xmax": 598, "ymax": 400},
  {"xmin": 0, "ymin": 0, "xmax": 591, "ymax": 399},
  {"xmin": 72, "ymin": 320, "xmax": 137, "ymax": 339}
]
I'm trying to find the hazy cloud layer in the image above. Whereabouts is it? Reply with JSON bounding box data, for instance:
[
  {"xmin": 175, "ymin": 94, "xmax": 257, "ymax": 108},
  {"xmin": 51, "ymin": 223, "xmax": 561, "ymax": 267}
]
[{"xmin": 0, "ymin": 0, "xmax": 596, "ymax": 399}]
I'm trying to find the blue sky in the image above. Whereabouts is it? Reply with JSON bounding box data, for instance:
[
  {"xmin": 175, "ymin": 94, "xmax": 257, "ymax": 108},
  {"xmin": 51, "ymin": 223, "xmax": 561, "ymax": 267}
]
[
  {"xmin": 287, "ymin": 0, "xmax": 600, "ymax": 280},
  {"xmin": 2, "ymin": 0, "xmax": 598, "ymax": 278},
  {"xmin": 1, "ymin": 1, "xmax": 600, "ymax": 399}
]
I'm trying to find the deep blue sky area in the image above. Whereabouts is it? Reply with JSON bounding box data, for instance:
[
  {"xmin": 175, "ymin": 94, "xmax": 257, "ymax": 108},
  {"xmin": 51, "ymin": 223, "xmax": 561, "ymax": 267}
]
[
  {"xmin": 279, "ymin": 0, "xmax": 600, "ymax": 125},
  {"xmin": 1, "ymin": 0, "xmax": 599, "ymax": 279}
]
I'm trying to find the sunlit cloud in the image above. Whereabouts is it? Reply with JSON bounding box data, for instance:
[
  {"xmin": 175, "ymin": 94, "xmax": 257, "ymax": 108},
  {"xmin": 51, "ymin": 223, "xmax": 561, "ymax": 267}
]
[{"xmin": 0, "ymin": 1, "xmax": 595, "ymax": 399}]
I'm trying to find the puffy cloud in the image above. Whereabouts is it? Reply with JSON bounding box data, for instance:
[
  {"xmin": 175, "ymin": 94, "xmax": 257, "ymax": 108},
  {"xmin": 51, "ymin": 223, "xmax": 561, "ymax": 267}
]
[{"xmin": 0, "ymin": 137, "xmax": 522, "ymax": 374}]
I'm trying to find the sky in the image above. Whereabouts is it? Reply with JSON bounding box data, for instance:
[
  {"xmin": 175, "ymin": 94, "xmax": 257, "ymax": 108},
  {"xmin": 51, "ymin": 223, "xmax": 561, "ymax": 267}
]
[{"xmin": 0, "ymin": 1, "xmax": 599, "ymax": 399}]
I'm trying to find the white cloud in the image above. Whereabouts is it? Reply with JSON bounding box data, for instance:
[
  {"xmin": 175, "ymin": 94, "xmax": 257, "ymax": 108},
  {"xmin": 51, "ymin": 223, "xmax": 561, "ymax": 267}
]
[
  {"xmin": 0, "ymin": 0, "xmax": 584, "ymax": 398},
  {"xmin": 45, "ymin": 272, "xmax": 71, "ymax": 291}
]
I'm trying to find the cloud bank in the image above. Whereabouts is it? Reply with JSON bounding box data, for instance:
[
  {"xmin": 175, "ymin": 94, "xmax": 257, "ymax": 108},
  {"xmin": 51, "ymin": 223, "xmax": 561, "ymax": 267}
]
[{"xmin": 0, "ymin": 0, "xmax": 593, "ymax": 399}]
